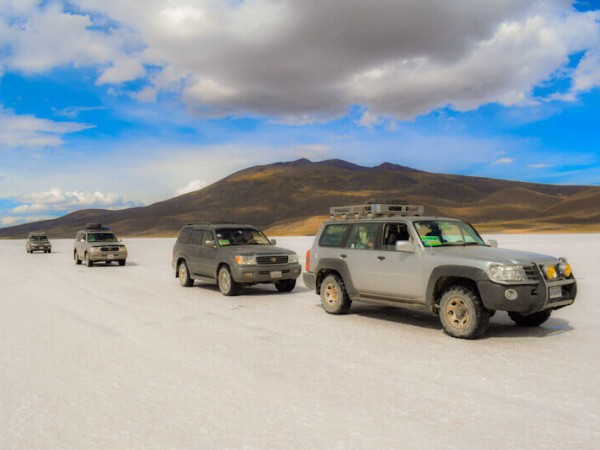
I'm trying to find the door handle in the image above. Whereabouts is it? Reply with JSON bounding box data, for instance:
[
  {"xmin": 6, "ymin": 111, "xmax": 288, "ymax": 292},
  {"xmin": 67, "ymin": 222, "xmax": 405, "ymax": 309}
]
[
  {"xmin": 340, "ymin": 254, "xmax": 347, "ymax": 259},
  {"xmin": 377, "ymin": 256, "xmax": 385, "ymax": 261}
]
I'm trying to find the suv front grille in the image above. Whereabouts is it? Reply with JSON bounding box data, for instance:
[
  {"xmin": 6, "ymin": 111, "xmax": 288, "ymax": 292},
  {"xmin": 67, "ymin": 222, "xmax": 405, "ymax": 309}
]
[
  {"xmin": 523, "ymin": 264, "xmax": 540, "ymax": 280},
  {"xmin": 256, "ymin": 255, "xmax": 289, "ymax": 265},
  {"xmin": 100, "ymin": 246, "xmax": 121, "ymax": 252}
]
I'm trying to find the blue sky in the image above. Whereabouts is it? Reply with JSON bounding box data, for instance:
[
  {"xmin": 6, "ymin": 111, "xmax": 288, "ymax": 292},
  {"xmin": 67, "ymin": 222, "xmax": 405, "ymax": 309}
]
[{"xmin": 1, "ymin": 0, "xmax": 599, "ymax": 227}]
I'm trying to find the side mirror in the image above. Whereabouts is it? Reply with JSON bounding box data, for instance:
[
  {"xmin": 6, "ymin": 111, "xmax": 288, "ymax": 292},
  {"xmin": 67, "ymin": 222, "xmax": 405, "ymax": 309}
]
[
  {"xmin": 270, "ymin": 239, "xmax": 277, "ymax": 245},
  {"xmin": 204, "ymin": 239, "xmax": 216, "ymax": 248},
  {"xmin": 487, "ymin": 239, "xmax": 498, "ymax": 248},
  {"xmin": 395, "ymin": 240, "xmax": 415, "ymax": 253}
]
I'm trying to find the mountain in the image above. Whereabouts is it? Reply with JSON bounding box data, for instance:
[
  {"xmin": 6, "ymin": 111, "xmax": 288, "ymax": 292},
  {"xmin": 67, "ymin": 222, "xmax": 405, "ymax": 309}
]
[{"xmin": 1, "ymin": 158, "xmax": 599, "ymax": 238}]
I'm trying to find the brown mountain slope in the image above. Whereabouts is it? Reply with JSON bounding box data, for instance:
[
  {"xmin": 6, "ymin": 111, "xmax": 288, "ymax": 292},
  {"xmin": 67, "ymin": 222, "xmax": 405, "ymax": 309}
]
[{"xmin": 1, "ymin": 158, "xmax": 598, "ymax": 238}]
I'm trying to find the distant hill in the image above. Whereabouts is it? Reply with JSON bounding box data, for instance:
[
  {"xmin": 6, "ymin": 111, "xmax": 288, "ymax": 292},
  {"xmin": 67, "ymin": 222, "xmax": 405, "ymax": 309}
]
[{"xmin": 1, "ymin": 158, "xmax": 599, "ymax": 238}]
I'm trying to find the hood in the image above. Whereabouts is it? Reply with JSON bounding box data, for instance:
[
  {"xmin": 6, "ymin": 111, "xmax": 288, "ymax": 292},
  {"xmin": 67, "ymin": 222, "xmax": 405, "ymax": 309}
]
[
  {"xmin": 221, "ymin": 244, "xmax": 295, "ymax": 255},
  {"xmin": 431, "ymin": 245, "xmax": 559, "ymax": 265}
]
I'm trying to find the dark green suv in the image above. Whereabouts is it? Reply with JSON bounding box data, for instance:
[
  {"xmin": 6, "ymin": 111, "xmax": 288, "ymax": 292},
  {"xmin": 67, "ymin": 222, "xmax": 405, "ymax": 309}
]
[{"xmin": 172, "ymin": 222, "xmax": 302, "ymax": 296}]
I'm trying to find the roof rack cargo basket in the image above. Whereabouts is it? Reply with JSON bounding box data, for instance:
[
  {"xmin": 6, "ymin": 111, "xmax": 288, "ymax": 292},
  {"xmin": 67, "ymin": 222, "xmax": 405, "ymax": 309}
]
[
  {"xmin": 86, "ymin": 223, "xmax": 108, "ymax": 230},
  {"xmin": 330, "ymin": 203, "xmax": 424, "ymax": 220}
]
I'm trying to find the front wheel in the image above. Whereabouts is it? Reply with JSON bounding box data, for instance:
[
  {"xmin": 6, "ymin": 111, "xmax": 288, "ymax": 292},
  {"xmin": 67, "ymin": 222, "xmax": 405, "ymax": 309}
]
[
  {"xmin": 320, "ymin": 274, "xmax": 351, "ymax": 314},
  {"xmin": 74, "ymin": 250, "xmax": 82, "ymax": 265},
  {"xmin": 118, "ymin": 259, "xmax": 126, "ymax": 267},
  {"xmin": 84, "ymin": 253, "xmax": 93, "ymax": 267},
  {"xmin": 218, "ymin": 266, "xmax": 240, "ymax": 296},
  {"xmin": 275, "ymin": 279, "xmax": 296, "ymax": 292},
  {"xmin": 439, "ymin": 285, "xmax": 490, "ymax": 339},
  {"xmin": 178, "ymin": 261, "xmax": 194, "ymax": 287},
  {"xmin": 508, "ymin": 310, "xmax": 551, "ymax": 327}
]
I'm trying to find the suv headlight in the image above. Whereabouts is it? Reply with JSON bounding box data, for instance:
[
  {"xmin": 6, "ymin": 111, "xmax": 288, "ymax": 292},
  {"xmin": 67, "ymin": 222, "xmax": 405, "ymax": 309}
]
[
  {"xmin": 487, "ymin": 263, "xmax": 527, "ymax": 284},
  {"xmin": 235, "ymin": 255, "xmax": 257, "ymax": 265},
  {"xmin": 288, "ymin": 254, "xmax": 299, "ymax": 263}
]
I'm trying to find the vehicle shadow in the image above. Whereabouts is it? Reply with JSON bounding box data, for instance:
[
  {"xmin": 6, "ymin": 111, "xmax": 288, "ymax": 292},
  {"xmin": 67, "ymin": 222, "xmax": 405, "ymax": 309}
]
[
  {"xmin": 194, "ymin": 282, "xmax": 311, "ymax": 296},
  {"xmin": 339, "ymin": 304, "xmax": 573, "ymax": 339},
  {"xmin": 350, "ymin": 305, "xmax": 442, "ymax": 331},
  {"xmin": 482, "ymin": 316, "xmax": 574, "ymax": 339}
]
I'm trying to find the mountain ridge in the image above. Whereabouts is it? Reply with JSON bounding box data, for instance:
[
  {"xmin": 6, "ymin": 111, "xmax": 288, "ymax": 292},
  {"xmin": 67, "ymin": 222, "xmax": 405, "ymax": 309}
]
[{"xmin": 1, "ymin": 158, "xmax": 598, "ymax": 238}]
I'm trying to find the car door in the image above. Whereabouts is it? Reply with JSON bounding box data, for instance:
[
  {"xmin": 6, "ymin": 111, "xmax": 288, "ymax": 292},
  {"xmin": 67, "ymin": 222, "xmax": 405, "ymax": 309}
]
[
  {"xmin": 369, "ymin": 222, "xmax": 425, "ymax": 301},
  {"xmin": 198, "ymin": 230, "xmax": 218, "ymax": 278},
  {"xmin": 342, "ymin": 222, "xmax": 382, "ymax": 295},
  {"xmin": 187, "ymin": 230, "xmax": 205, "ymax": 276}
]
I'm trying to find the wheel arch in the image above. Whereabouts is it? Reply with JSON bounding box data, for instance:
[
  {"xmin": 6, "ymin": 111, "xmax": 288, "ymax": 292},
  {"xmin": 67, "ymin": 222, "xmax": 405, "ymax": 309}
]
[
  {"xmin": 314, "ymin": 258, "xmax": 356, "ymax": 296},
  {"xmin": 426, "ymin": 266, "xmax": 488, "ymax": 313}
]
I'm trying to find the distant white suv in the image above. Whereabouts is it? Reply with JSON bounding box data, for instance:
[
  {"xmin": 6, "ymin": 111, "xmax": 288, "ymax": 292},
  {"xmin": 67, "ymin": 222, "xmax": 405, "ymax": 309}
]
[
  {"xmin": 73, "ymin": 224, "xmax": 128, "ymax": 267},
  {"xmin": 303, "ymin": 201, "xmax": 577, "ymax": 339}
]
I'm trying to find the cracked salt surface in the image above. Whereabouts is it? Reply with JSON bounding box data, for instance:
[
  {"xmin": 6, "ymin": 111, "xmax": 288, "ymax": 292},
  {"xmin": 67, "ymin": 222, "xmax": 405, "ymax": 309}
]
[{"xmin": 1, "ymin": 235, "xmax": 599, "ymax": 448}]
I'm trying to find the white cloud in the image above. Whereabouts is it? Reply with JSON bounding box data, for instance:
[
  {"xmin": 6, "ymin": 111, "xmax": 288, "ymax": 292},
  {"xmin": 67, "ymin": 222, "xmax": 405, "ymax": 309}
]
[
  {"xmin": 1, "ymin": 1, "xmax": 598, "ymax": 121},
  {"xmin": 493, "ymin": 157, "xmax": 515, "ymax": 165},
  {"xmin": 174, "ymin": 179, "xmax": 208, "ymax": 196},
  {"xmin": 0, "ymin": 107, "xmax": 92, "ymax": 149},
  {"xmin": 12, "ymin": 188, "xmax": 142, "ymax": 214}
]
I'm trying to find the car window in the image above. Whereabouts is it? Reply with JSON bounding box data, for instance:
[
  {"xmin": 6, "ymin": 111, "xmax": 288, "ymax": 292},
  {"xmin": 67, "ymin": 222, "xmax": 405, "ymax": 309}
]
[
  {"xmin": 319, "ymin": 223, "xmax": 350, "ymax": 247},
  {"xmin": 382, "ymin": 223, "xmax": 410, "ymax": 249},
  {"xmin": 215, "ymin": 228, "xmax": 270, "ymax": 246},
  {"xmin": 347, "ymin": 223, "xmax": 379, "ymax": 250},
  {"xmin": 87, "ymin": 232, "xmax": 118, "ymax": 243},
  {"xmin": 177, "ymin": 227, "xmax": 192, "ymax": 245},
  {"xmin": 414, "ymin": 220, "xmax": 484, "ymax": 247},
  {"xmin": 190, "ymin": 230, "xmax": 204, "ymax": 246}
]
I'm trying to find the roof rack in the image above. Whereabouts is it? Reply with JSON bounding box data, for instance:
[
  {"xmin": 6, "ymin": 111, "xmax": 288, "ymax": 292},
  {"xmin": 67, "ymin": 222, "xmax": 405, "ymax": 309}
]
[
  {"xmin": 185, "ymin": 221, "xmax": 240, "ymax": 226},
  {"xmin": 86, "ymin": 223, "xmax": 109, "ymax": 230},
  {"xmin": 330, "ymin": 203, "xmax": 424, "ymax": 220}
]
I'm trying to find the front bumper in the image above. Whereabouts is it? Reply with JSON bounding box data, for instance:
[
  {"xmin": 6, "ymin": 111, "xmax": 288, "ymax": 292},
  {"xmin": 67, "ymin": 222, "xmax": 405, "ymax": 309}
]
[
  {"xmin": 477, "ymin": 278, "xmax": 576, "ymax": 315},
  {"xmin": 89, "ymin": 250, "xmax": 128, "ymax": 262},
  {"xmin": 230, "ymin": 263, "xmax": 302, "ymax": 284},
  {"xmin": 29, "ymin": 245, "xmax": 51, "ymax": 251}
]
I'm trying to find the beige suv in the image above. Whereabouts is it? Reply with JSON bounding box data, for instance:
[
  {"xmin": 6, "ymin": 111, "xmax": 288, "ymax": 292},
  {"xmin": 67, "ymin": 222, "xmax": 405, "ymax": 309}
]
[{"xmin": 74, "ymin": 224, "xmax": 127, "ymax": 267}]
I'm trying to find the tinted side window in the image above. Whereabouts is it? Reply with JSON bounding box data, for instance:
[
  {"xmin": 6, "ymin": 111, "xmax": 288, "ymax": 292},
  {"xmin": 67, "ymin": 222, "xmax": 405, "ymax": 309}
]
[
  {"xmin": 177, "ymin": 227, "xmax": 192, "ymax": 244},
  {"xmin": 347, "ymin": 223, "xmax": 379, "ymax": 250},
  {"xmin": 190, "ymin": 230, "xmax": 205, "ymax": 246},
  {"xmin": 319, "ymin": 224, "xmax": 350, "ymax": 247}
]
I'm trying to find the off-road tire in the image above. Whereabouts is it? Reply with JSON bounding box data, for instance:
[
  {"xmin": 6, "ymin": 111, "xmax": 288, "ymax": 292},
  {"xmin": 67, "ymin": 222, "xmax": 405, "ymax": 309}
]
[
  {"xmin": 275, "ymin": 279, "xmax": 296, "ymax": 292},
  {"xmin": 320, "ymin": 274, "xmax": 351, "ymax": 314},
  {"xmin": 218, "ymin": 265, "xmax": 240, "ymax": 296},
  {"xmin": 118, "ymin": 259, "xmax": 126, "ymax": 267},
  {"xmin": 178, "ymin": 261, "xmax": 194, "ymax": 287},
  {"xmin": 74, "ymin": 250, "xmax": 82, "ymax": 265},
  {"xmin": 84, "ymin": 253, "xmax": 93, "ymax": 267},
  {"xmin": 508, "ymin": 310, "xmax": 552, "ymax": 327},
  {"xmin": 439, "ymin": 285, "xmax": 490, "ymax": 339}
]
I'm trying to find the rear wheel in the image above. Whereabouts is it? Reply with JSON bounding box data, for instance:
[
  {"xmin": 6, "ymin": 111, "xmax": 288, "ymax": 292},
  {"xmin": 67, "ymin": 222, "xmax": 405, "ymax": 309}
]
[
  {"xmin": 320, "ymin": 274, "xmax": 351, "ymax": 314},
  {"xmin": 508, "ymin": 310, "xmax": 551, "ymax": 326},
  {"xmin": 439, "ymin": 285, "xmax": 490, "ymax": 339},
  {"xmin": 178, "ymin": 261, "xmax": 194, "ymax": 287},
  {"xmin": 275, "ymin": 279, "xmax": 296, "ymax": 292}
]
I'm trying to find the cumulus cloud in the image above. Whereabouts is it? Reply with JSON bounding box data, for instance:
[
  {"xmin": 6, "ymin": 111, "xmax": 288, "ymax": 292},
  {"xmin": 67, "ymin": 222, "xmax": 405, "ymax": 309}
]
[
  {"xmin": 174, "ymin": 179, "xmax": 208, "ymax": 196},
  {"xmin": 1, "ymin": 1, "xmax": 599, "ymax": 122},
  {"xmin": 12, "ymin": 188, "xmax": 142, "ymax": 214},
  {"xmin": 0, "ymin": 107, "xmax": 91, "ymax": 149}
]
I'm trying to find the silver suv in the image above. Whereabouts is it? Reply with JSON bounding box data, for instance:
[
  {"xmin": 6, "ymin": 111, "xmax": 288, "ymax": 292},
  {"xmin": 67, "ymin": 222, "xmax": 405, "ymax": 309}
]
[
  {"xmin": 172, "ymin": 222, "xmax": 302, "ymax": 296},
  {"xmin": 74, "ymin": 224, "xmax": 128, "ymax": 267},
  {"xmin": 303, "ymin": 202, "xmax": 577, "ymax": 339},
  {"xmin": 26, "ymin": 231, "xmax": 52, "ymax": 253}
]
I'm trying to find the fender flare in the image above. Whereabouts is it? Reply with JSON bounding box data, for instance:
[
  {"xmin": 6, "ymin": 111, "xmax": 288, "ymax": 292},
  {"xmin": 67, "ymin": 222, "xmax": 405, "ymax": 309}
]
[
  {"xmin": 314, "ymin": 258, "xmax": 357, "ymax": 297},
  {"xmin": 425, "ymin": 265, "xmax": 489, "ymax": 309}
]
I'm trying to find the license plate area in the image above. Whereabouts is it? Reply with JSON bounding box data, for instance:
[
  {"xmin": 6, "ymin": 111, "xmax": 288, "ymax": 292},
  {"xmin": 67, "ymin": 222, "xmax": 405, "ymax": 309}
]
[
  {"xmin": 270, "ymin": 271, "xmax": 282, "ymax": 279},
  {"xmin": 107, "ymin": 254, "xmax": 115, "ymax": 259},
  {"xmin": 549, "ymin": 286, "xmax": 562, "ymax": 299}
]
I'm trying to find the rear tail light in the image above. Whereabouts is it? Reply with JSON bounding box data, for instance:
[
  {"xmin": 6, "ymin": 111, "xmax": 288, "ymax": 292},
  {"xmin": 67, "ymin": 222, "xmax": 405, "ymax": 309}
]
[{"xmin": 305, "ymin": 249, "xmax": 311, "ymax": 272}]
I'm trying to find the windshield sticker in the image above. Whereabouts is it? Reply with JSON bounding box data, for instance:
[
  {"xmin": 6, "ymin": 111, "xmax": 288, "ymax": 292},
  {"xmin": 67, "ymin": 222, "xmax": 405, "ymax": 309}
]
[
  {"xmin": 218, "ymin": 239, "xmax": 230, "ymax": 246},
  {"xmin": 422, "ymin": 236, "xmax": 442, "ymax": 247}
]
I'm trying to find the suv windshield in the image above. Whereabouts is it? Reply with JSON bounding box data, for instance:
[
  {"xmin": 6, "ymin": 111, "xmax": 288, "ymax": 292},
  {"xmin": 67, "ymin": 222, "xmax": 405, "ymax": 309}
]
[
  {"xmin": 31, "ymin": 236, "xmax": 48, "ymax": 241},
  {"xmin": 215, "ymin": 228, "xmax": 271, "ymax": 246},
  {"xmin": 414, "ymin": 220, "xmax": 485, "ymax": 247},
  {"xmin": 87, "ymin": 232, "xmax": 118, "ymax": 243}
]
